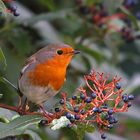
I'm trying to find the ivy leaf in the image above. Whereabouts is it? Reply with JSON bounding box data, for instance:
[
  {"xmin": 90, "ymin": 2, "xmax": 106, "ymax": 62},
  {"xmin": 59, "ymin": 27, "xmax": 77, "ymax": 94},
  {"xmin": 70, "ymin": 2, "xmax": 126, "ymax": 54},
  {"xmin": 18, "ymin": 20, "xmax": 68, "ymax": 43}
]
[
  {"xmin": 0, "ymin": 115, "xmax": 43, "ymax": 139},
  {"xmin": 0, "ymin": 47, "xmax": 7, "ymax": 70}
]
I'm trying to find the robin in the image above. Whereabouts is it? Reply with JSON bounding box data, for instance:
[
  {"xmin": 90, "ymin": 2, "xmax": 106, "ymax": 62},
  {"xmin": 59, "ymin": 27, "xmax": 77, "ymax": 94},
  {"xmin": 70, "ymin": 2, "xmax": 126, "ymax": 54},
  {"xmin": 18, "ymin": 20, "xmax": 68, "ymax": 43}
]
[{"xmin": 18, "ymin": 44, "xmax": 80, "ymax": 110}]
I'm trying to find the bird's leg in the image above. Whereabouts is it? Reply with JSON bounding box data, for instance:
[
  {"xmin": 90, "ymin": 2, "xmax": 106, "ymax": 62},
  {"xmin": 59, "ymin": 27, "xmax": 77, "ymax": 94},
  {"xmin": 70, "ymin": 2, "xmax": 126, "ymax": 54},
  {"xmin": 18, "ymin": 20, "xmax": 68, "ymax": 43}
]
[
  {"xmin": 39, "ymin": 105, "xmax": 54, "ymax": 120},
  {"xmin": 16, "ymin": 95, "xmax": 23, "ymax": 113},
  {"xmin": 19, "ymin": 98, "xmax": 31, "ymax": 115}
]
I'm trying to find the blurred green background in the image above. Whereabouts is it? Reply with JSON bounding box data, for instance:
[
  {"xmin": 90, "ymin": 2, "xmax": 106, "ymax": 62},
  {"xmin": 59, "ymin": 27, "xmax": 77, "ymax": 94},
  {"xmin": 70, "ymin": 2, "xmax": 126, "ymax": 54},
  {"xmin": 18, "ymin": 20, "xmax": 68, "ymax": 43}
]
[{"xmin": 0, "ymin": 0, "xmax": 140, "ymax": 140}]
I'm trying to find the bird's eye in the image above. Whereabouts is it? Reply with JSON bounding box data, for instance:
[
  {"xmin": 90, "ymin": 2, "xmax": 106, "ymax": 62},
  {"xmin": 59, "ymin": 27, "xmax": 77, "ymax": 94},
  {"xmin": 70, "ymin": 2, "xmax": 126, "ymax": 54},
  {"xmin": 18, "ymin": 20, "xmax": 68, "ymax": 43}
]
[{"xmin": 57, "ymin": 50, "xmax": 63, "ymax": 55}]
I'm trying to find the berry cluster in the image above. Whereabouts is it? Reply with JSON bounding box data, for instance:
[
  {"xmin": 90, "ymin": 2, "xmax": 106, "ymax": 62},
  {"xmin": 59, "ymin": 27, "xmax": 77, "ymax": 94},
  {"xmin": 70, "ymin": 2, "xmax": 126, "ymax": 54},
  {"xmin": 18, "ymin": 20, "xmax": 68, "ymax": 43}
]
[
  {"xmin": 120, "ymin": 27, "xmax": 135, "ymax": 43},
  {"xmin": 3, "ymin": 0, "xmax": 20, "ymax": 16},
  {"xmin": 58, "ymin": 70, "xmax": 134, "ymax": 139},
  {"xmin": 125, "ymin": 0, "xmax": 138, "ymax": 6},
  {"xmin": 75, "ymin": 0, "xmax": 140, "ymax": 43},
  {"xmin": 0, "ymin": 70, "xmax": 134, "ymax": 139},
  {"xmin": 76, "ymin": 0, "xmax": 110, "ymax": 27}
]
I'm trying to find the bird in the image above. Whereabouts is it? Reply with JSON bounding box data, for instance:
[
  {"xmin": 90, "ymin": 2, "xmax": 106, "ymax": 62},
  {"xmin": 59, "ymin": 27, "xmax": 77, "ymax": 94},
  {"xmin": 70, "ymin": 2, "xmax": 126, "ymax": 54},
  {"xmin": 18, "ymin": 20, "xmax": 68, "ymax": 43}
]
[{"xmin": 18, "ymin": 44, "xmax": 80, "ymax": 109}]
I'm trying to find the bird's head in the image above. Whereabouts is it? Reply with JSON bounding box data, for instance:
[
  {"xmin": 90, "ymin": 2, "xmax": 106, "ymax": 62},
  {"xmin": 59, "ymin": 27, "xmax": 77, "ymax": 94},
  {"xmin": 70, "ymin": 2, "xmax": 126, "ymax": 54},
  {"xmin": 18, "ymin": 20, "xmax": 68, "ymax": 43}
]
[{"xmin": 38, "ymin": 44, "xmax": 80, "ymax": 68}]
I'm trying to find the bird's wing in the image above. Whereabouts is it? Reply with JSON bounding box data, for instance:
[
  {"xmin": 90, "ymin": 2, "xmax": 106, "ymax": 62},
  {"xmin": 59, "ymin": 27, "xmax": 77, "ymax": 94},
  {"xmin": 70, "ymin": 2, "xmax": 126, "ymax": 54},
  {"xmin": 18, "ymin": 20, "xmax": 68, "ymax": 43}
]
[
  {"xmin": 18, "ymin": 55, "xmax": 37, "ymax": 93},
  {"xmin": 20, "ymin": 55, "xmax": 36, "ymax": 77}
]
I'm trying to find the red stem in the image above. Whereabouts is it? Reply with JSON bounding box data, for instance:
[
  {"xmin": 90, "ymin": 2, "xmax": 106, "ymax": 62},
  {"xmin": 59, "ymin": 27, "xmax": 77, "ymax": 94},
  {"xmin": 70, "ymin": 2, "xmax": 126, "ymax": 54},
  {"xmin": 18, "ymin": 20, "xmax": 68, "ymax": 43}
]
[{"xmin": 0, "ymin": 103, "xmax": 18, "ymax": 112}]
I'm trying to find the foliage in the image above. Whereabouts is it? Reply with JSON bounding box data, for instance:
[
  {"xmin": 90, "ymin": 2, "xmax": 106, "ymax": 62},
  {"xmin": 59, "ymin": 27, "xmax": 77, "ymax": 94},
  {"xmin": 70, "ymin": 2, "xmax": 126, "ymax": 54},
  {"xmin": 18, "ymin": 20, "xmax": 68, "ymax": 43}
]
[
  {"xmin": 0, "ymin": 115, "xmax": 42, "ymax": 139},
  {"xmin": 0, "ymin": 0, "xmax": 140, "ymax": 140}
]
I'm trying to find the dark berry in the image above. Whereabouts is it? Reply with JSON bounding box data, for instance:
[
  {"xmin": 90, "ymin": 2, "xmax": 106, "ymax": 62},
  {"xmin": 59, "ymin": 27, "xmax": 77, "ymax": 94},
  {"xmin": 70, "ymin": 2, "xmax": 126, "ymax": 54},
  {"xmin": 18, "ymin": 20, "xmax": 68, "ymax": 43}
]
[
  {"xmin": 74, "ymin": 106, "xmax": 79, "ymax": 113},
  {"xmin": 105, "ymin": 114, "xmax": 110, "ymax": 120},
  {"xmin": 93, "ymin": 107, "xmax": 99, "ymax": 113},
  {"xmin": 109, "ymin": 118, "xmax": 115, "ymax": 124},
  {"xmin": 123, "ymin": 18, "xmax": 132, "ymax": 27},
  {"xmin": 59, "ymin": 99, "xmax": 64, "ymax": 104},
  {"xmin": 66, "ymin": 112, "xmax": 72, "ymax": 119},
  {"xmin": 101, "ymin": 133, "xmax": 107, "ymax": 139},
  {"xmin": 135, "ymin": 35, "xmax": 140, "ymax": 39},
  {"xmin": 123, "ymin": 96, "xmax": 129, "ymax": 103},
  {"xmin": 125, "ymin": 35, "xmax": 134, "ymax": 43},
  {"xmin": 113, "ymin": 118, "xmax": 118, "ymax": 123},
  {"xmin": 72, "ymin": 95, "xmax": 77, "ymax": 100},
  {"xmin": 85, "ymin": 97, "xmax": 92, "ymax": 103},
  {"xmin": 76, "ymin": 0, "xmax": 82, "ymax": 5},
  {"xmin": 128, "ymin": 95, "xmax": 134, "ymax": 100},
  {"xmin": 79, "ymin": 6, "xmax": 90, "ymax": 14},
  {"xmin": 97, "ymin": 108, "xmax": 102, "ymax": 113},
  {"xmin": 127, "ymin": 102, "xmax": 132, "ymax": 107},
  {"xmin": 74, "ymin": 114, "xmax": 80, "ymax": 120},
  {"xmin": 107, "ymin": 124, "xmax": 113, "ymax": 129},
  {"xmin": 70, "ymin": 117, "xmax": 75, "ymax": 123},
  {"xmin": 10, "ymin": 4, "xmax": 17, "ymax": 12},
  {"xmin": 122, "ymin": 94, "xmax": 127, "ymax": 99},
  {"xmin": 67, "ymin": 124, "xmax": 71, "ymax": 128},
  {"xmin": 80, "ymin": 109, "xmax": 85, "ymax": 115},
  {"xmin": 109, "ymin": 114, "xmax": 114, "ymax": 119},
  {"xmin": 13, "ymin": 11, "xmax": 20, "ymax": 17},
  {"xmin": 136, "ymin": 12, "xmax": 140, "ymax": 20},
  {"xmin": 99, "ymin": 11, "xmax": 108, "ymax": 17},
  {"xmin": 55, "ymin": 107, "xmax": 60, "ymax": 112},
  {"xmin": 103, "ymin": 103, "xmax": 108, "ymax": 109},
  {"xmin": 39, "ymin": 120, "xmax": 48, "ymax": 126},
  {"xmin": 80, "ymin": 93, "xmax": 86, "ymax": 100},
  {"xmin": 6, "ymin": 136, "xmax": 17, "ymax": 140},
  {"xmin": 102, "ymin": 91, "xmax": 106, "ymax": 95},
  {"xmin": 108, "ymin": 109, "xmax": 113, "ymax": 115},
  {"xmin": 126, "ymin": 0, "xmax": 138, "ymax": 6},
  {"xmin": 116, "ymin": 83, "xmax": 121, "ymax": 89},
  {"xmin": 91, "ymin": 92, "xmax": 96, "ymax": 99}
]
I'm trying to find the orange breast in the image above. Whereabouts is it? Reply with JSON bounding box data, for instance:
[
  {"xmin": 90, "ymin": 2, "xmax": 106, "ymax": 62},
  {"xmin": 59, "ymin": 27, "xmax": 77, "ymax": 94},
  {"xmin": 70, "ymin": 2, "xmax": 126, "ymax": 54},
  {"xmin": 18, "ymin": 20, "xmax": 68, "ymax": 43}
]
[{"xmin": 28, "ymin": 61, "xmax": 66, "ymax": 91}]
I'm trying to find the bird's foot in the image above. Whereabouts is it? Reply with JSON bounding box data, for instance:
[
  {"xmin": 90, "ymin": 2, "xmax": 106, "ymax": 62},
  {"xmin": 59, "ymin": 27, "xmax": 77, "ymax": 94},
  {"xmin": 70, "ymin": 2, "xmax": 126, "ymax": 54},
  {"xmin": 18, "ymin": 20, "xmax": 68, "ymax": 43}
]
[{"xmin": 39, "ymin": 106, "xmax": 54, "ymax": 120}]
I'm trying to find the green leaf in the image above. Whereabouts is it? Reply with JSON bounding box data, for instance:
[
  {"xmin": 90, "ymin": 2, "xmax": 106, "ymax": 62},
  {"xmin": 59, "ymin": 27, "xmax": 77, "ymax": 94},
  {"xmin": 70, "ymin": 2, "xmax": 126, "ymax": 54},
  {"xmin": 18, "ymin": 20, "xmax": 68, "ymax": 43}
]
[
  {"xmin": 7, "ymin": 30, "xmax": 32, "ymax": 55},
  {"xmin": 66, "ymin": 101, "xmax": 73, "ymax": 110},
  {"xmin": 104, "ymin": 32, "xmax": 123, "ymax": 65},
  {"xmin": 40, "ymin": 0, "xmax": 55, "ymax": 10},
  {"xmin": 81, "ymin": 55, "xmax": 91, "ymax": 71},
  {"xmin": 125, "ymin": 119, "xmax": 140, "ymax": 131},
  {"xmin": 0, "ymin": 94, "xmax": 3, "ymax": 98},
  {"xmin": 0, "ymin": 115, "xmax": 43, "ymax": 139},
  {"xmin": 102, "ymin": 0, "xmax": 124, "ymax": 14},
  {"xmin": 120, "ymin": 6, "xmax": 139, "ymax": 30},
  {"xmin": 77, "ymin": 45, "xmax": 105, "ymax": 62},
  {"xmin": 0, "ymin": 47, "xmax": 7, "ymax": 70},
  {"xmin": 0, "ymin": 0, "xmax": 7, "ymax": 17},
  {"xmin": 85, "ymin": 124, "xmax": 95, "ymax": 133},
  {"xmin": 26, "ymin": 9, "xmax": 71, "ymax": 25},
  {"xmin": 86, "ymin": 0, "xmax": 101, "ymax": 6},
  {"xmin": 75, "ymin": 123, "xmax": 95, "ymax": 140}
]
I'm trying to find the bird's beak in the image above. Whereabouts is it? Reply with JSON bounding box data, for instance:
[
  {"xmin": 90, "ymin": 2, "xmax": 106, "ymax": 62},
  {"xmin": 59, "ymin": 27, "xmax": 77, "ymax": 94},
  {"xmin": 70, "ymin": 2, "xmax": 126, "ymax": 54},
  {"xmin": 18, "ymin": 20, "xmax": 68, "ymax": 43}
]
[{"xmin": 73, "ymin": 50, "xmax": 80, "ymax": 55}]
